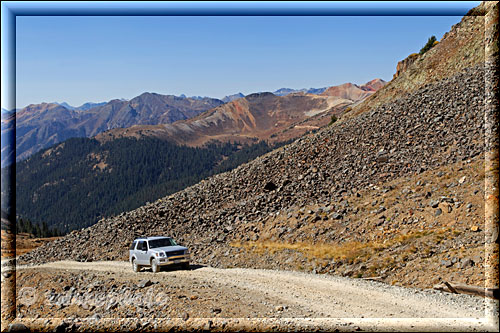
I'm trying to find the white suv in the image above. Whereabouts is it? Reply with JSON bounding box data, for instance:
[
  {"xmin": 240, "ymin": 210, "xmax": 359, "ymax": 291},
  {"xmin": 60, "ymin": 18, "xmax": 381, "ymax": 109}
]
[{"xmin": 129, "ymin": 236, "xmax": 190, "ymax": 273}]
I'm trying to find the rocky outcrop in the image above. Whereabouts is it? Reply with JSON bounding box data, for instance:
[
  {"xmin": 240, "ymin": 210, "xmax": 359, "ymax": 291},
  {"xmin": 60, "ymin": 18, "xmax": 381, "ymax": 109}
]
[
  {"xmin": 321, "ymin": 83, "xmax": 371, "ymax": 101},
  {"xmin": 393, "ymin": 53, "xmax": 419, "ymax": 79},
  {"xmin": 360, "ymin": 78, "xmax": 386, "ymax": 92},
  {"xmin": 350, "ymin": 2, "xmax": 487, "ymax": 117}
]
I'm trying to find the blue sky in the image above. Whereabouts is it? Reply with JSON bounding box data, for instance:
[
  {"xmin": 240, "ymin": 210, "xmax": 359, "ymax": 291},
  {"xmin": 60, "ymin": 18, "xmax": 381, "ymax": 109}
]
[{"xmin": 14, "ymin": 2, "xmax": 481, "ymax": 108}]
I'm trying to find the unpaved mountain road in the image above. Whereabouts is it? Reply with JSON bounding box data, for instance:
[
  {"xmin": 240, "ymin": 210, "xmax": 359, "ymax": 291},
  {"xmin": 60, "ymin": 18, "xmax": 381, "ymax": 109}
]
[
  {"xmin": 13, "ymin": 261, "xmax": 497, "ymax": 320},
  {"xmin": 20, "ymin": 260, "xmax": 486, "ymax": 318}
]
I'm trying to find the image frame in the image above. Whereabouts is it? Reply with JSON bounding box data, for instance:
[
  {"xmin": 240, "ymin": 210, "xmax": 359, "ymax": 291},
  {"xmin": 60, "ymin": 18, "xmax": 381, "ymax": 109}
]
[{"xmin": 1, "ymin": 1, "xmax": 498, "ymax": 332}]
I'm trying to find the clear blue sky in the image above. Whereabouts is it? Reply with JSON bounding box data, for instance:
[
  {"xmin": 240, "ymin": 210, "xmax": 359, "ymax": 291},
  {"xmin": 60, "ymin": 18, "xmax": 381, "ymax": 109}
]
[{"xmin": 15, "ymin": 2, "xmax": 480, "ymax": 108}]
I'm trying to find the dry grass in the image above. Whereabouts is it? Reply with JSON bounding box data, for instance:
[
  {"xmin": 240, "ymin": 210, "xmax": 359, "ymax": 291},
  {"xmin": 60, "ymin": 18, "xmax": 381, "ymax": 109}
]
[
  {"xmin": 230, "ymin": 229, "xmax": 435, "ymax": 264},
  {"xmin": 1, "ymin": 230, "xmax": 60, "ymax": 257}
]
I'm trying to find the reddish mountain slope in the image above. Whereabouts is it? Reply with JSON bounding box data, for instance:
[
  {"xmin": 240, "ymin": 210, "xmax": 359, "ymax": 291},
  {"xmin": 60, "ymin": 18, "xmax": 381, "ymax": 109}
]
[
  {"xmin": 98, "ymin": 81, "xmax": 385, "ymax": 146},
  {"xmin": 321, "ymin": 79, "xmax": 386, "ymax": 101}
]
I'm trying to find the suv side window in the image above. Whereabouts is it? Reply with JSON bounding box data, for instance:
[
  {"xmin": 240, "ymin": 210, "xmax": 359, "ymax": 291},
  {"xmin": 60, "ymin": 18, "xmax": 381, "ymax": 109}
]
[
  {"xmin": 129, "ymin": 241, "xmax": 137, "ymax": 250},
  {"xmin": 138, "ymin": 241, "xmax": 147, "ymax": 251}
]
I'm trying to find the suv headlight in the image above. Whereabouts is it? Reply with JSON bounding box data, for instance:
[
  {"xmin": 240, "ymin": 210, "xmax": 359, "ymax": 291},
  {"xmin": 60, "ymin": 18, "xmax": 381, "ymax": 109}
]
[{"xmin": 155, "ymin": 252, "xmax": 166, "ymax": 257}]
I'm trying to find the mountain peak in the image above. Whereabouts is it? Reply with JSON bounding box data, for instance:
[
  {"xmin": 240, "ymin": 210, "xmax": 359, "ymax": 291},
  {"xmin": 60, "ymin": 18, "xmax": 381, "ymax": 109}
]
[
  {"xmin": 272, "ymin": 87, "xmax": 328, "ymax": 96},
  {"xmin": 222, "ymin": 93, "xmax": 245, "ymax": 103},
  {"xmin": 320, "ymin": 80, "xmax": 385, "ymax": 101},
  {"xmin": 245, "ymin": 92, "xmax": 276, "ymax": 99},
  {"xmin": 360, "ymin": 79, "xmax": 387, "ymax": 92},
  {"xmin": 24, "ymin": 102, "xmax": 65, "ymax": 112},
  {"xmin": 57, "ymin": 102, "xmax": 76, "ymax": 110}
]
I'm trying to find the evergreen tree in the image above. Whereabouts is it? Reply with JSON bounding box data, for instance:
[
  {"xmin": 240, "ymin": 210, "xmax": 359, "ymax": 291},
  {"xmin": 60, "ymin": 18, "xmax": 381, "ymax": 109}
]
[
  {"xmin": 419, "ymin": 35, "xmax": 437, "ymax": 55},
  {"xmin": 16, "ymin": 136, "xmax": 287, "ymax": 233}
]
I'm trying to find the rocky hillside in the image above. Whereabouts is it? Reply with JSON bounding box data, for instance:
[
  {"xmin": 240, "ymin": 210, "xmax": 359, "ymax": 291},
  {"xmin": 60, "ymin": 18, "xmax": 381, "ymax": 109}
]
[
  {"xmin": 19, "ymin": 63, "xmax": 492, "ymax": 289},
  {"xmin": 347, "ymin": 2, "xmax": 488, "ymax": 118}
]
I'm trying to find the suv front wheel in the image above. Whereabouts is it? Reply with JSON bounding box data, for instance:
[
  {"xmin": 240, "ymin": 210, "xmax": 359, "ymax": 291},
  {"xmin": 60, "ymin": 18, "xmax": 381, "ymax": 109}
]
[
  {"xmin": 132, "ymin": 258, "xmax": 140, "ymax": 272},
  {"xmin": 151, "ymin": 258, "xmax": 160, "ymax": 273}
]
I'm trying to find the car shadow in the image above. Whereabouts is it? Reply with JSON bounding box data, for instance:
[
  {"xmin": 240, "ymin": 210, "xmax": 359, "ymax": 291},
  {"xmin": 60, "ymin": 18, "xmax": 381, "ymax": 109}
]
[
  {"xmin": 186, "ymin": 264, "xmax": 206, "ymax": 271},
  {"xmin": 153, "ymin": 263, "xmax": 206, "ymax": 273}
]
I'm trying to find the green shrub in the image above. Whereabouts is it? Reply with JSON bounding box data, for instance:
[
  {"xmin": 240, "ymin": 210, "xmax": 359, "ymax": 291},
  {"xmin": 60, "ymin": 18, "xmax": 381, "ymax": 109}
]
[
  {"xmin": 419, "ymin": 36, "xmax": 437, "ymax": 55},
  {"xmin": 329, "ymin": 115, "xmax": 338, "ymax": 126}
]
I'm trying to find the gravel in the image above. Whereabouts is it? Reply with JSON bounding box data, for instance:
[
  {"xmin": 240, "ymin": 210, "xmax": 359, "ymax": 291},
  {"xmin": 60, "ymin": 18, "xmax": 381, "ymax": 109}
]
[{"xmin": 17, "ymin": 260, "xmax": 492, "ymax": 319}]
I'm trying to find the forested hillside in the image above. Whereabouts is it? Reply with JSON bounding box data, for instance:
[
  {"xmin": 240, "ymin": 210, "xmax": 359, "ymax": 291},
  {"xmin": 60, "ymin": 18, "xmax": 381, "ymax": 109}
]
[{"xmin": 15, "ymin": 137, "xmax": 284, "ymax": 233}]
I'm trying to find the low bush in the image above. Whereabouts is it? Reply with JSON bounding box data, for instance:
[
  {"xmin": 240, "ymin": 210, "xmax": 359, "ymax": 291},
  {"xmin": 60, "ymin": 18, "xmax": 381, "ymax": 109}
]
[
  {"xmin": 419, "ymin": 36, "xmax": 437, "ymax": 55},
  {"xmin": 329, "ymin": 115, "xmax": 338, "ymax": 126}
]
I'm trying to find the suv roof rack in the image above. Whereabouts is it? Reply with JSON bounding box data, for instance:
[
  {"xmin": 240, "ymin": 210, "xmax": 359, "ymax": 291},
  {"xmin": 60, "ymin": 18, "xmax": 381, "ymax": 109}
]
[{"xmin": 134, "ymin": 235, "xmax": 171, "ymax": 240}]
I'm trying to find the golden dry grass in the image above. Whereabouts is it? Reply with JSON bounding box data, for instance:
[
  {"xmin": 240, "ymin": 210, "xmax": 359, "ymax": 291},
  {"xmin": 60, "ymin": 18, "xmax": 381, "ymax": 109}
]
[{"xmin": 230, "ymin": 228, "xmax": 436, "ymax": 264}]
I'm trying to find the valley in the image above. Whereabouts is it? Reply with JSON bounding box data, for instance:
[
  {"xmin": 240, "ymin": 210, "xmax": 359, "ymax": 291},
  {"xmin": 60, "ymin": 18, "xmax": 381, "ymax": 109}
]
[
  {"xmin": 2, "ymin": 1, "xmax": 499, "ymax": 332},
  {"xmin": 18, "ymin": 63, "xmax": 491, "ymax": 287},
  {"xmin": 12, "ymin": 79, "xmax": 384, "ymax": 234}
]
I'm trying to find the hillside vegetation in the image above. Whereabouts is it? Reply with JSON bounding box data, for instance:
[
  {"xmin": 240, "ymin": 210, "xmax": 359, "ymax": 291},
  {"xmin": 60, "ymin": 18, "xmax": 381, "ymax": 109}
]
[{"xmin": 15, "ymin": 137, "xmax": 284, "ymax": 232}]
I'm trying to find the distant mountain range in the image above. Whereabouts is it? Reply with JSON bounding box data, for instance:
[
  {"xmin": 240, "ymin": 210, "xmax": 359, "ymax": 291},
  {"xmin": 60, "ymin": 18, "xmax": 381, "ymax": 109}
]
[
  {"xmin": 3, "ymin": 94, "xmax": 223, "ymax": 165},
  {"xmin": 321, "ymin": 79, "xmax": 386, "ymax": 101},
  {"xmin": 98, "ymin": 78, "xmax": 385, "ymax": 148},
  {"xmin": 221, "ymin": 86, "xmax": 336, "ymax": 102},
  {"xmin": 97, "ymin": 92, "xmax": 333, "ymax": 146},
  {"xmin": 2, "ymin": 80, "xmax": 385, "ymax": 166},
  {"xmin": 272, "ymin": 87, "xmax": 328, "ymax": 96},
  {"xmin": 219, "ymin": 81, "xmax": 386, "ymax": 103}
]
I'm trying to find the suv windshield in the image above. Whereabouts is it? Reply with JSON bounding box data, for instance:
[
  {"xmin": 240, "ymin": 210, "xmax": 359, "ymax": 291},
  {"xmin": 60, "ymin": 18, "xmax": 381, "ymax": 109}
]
[{"xmin": 149, "ymin": 238, "xmax": 177, "ymax": 249}]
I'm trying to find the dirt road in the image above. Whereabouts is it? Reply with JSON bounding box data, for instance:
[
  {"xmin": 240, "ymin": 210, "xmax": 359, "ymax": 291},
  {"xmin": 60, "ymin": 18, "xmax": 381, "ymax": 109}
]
[
  {"xmin": 8, "ymin": 260, "xmax": 497, "ymax": 332},
  {"xmin": 17, "ymin": 260, "xmax": 488, "ymax": 318}
]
